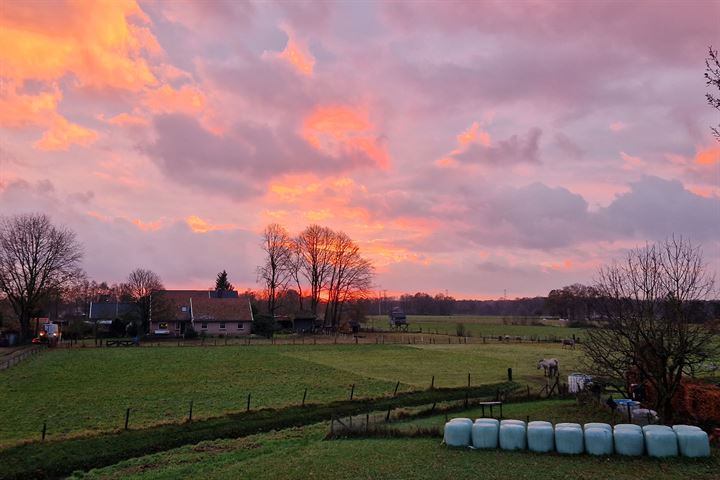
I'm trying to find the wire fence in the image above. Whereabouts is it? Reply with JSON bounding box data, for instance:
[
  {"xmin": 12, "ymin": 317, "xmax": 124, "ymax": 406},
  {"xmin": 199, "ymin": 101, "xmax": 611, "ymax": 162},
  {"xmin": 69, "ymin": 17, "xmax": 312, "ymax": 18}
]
[{"xmin": 0, "ymin": 345, "xmax": 46, "ymax": 371}]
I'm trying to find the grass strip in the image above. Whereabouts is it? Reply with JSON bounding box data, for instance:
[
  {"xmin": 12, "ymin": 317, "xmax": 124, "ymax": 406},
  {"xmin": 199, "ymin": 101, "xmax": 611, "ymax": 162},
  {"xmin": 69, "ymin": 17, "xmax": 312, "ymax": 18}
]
[{"xmin": 0, "ymin": 382, "xmax": 514, "ymax": 480}]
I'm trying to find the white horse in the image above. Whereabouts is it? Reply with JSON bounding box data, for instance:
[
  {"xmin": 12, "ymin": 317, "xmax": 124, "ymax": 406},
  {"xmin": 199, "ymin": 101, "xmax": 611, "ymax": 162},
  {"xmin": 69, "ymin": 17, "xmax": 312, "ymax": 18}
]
[{"xmin": 537, "ymin": 358, "xmax": 559, "ymax": 377}]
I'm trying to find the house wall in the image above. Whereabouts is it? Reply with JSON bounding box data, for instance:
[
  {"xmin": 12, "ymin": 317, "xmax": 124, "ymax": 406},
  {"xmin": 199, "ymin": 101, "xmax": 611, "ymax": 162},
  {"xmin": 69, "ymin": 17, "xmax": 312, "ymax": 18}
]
[
  {"xmin": 150, "ymin": 320, "xmax": 252, "ymax": 336},
  {"xmin": 197, "ymin": 320, "xmax": 252, "ymax": 336}
]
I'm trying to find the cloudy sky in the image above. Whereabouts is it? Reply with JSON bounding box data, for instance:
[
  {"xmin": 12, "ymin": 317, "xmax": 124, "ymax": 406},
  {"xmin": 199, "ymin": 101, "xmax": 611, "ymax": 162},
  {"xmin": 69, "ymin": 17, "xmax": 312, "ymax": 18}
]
[{"xmin": 1, "ymin": 0, "xmax": 719, "ymax": 298}]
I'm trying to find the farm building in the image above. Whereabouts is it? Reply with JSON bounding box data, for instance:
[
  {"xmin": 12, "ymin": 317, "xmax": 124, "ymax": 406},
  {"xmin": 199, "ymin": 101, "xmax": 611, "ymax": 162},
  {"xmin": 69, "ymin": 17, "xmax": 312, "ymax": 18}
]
[
  {"xmin": 89, "ymin": 301, "xmax": 136, "ymax": 325},
  {"xmin": 150, "ymin": 290, "xmax": 253, "ymax": 337}
]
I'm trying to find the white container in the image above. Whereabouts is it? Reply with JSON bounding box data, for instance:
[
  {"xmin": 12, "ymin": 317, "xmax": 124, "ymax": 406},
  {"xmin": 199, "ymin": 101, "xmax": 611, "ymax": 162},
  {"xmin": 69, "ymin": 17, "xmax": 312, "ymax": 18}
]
[{"xmin": 568, "ymin": 373, "xmax": 592, "ymax": 393}]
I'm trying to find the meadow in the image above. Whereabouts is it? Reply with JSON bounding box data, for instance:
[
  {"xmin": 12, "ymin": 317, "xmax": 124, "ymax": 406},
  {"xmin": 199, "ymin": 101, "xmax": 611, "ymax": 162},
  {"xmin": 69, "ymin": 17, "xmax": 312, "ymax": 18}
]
[
  {"xmin": 365, "ymin": 314, "xmax": 587, "ymax": 339},
  {"xmin": 0, "ymin": 342, "xmax": 581, "ymax": 446},
  {"xmin": 71, "ymin": 400, "xmax": 719, "ymax": 480}
]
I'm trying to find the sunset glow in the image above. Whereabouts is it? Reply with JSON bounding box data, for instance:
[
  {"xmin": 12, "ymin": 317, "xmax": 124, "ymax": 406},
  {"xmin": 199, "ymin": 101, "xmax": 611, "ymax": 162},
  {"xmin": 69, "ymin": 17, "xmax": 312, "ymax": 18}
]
[{"xmin": 1, "ymin": 0, "xmax": 718, "ymax": 298}]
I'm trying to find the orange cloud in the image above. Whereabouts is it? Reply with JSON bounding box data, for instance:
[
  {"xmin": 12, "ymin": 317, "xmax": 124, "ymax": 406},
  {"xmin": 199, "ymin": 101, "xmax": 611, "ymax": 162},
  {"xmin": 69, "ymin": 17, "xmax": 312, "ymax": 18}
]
[
  {"xmin": 186, "ymin": 215, "xmax": 238, "ymax": 233},
  {"xmin": 143, "ymin": 84, "xmax": 205, "ymax": 114},
  {"xmin": 131, "ymin": 218, "xmax": 163, "ymax": 231},
  {"xmin": 457, "ymin": 122, "xmax": 491, "ymax": 146},
  {"xmin": 0, "ymin": 0, "xmax": 158, "ymax": 90},
  {"xmin": 303, "ymin": 106, "xmax": 390, "ymax": 168},
  {"xmin": 620, "ymin": 151, "xmax": 645, "ymax": 170},
  {"xmin": 277, "ymin": 33, "xmax": 315, "ymax": 76},
  {"xmin": 35, "ymin": 116, "xmax": 97, "ymax": 151},
  {"xmin": 104, "ymin": 112, "xmax": 149, "ymax": 127},
  {"xmin": 695, "ymin": 145, "xmax": 720, "ymax": 166}
]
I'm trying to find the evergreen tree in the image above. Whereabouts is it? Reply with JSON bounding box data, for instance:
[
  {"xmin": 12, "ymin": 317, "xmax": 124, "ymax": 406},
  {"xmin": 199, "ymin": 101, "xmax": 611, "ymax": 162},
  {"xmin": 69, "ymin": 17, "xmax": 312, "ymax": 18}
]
[{"xmin": 215, "ymin": 270, "xmax": 234, "ymax": 297}]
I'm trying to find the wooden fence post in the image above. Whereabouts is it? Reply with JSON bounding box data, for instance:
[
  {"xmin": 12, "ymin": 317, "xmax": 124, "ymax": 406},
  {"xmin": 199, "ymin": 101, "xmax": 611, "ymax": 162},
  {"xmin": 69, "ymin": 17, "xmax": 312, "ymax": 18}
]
[
  {"xmin": 302, "ymin": 388, "xmax": 307, "ymax": 407},
  {"xmin": 125, "ymin": 407, "xmax": 131, "ymax": 430},
  {"xmin": 393, "ymin": 381, "xmax": 400, "ymax": 397},
  {"xmin": 247, "ymin": 393, "xmax": 251, "ymax": 412},
  {"xmin": 349, "ymin": 384, "xmax": 355, "ymax": 401},
  {"xmin": 41, "ymin": 421, "xmax": 47, "ymax": 441},
  {"xmin": 430, "ymin": 375, "xmax": 435, "ymax": 390},
  {"xmin": 188, "ymin": 400, "xmax": 193, "ymax": 421},
  {"xmin": 507, "ymin": 368, "xmax": 513, "ymax": 382}
]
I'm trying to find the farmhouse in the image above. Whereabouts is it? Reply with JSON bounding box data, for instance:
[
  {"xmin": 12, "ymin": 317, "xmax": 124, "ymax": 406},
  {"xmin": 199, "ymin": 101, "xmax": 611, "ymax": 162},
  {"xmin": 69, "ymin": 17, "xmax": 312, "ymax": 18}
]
[{"xmin": 151, "ymin": 290, "xmax": 253, "ymax": 336}]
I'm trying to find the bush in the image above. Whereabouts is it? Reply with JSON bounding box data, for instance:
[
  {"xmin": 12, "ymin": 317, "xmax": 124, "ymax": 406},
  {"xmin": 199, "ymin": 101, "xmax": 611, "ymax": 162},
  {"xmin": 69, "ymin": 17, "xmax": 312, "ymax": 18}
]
[
  {"xmin": 184, "ymin": 325, "xmax": 198, "ymax": 339},
  {"xmin": 455, "ymin": 322, "xmax": 465, "ymax": 337},
  {"xmin": 252, "ymin": 314, "xmax": 276, "ymax": 338}
]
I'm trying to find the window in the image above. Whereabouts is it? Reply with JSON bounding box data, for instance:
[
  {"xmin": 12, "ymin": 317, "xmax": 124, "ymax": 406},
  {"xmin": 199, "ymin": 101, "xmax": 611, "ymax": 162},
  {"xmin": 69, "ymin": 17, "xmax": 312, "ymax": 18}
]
[
  {"xmin": 181, "ymin": 306, "xmax": 188, "ymax": 312},
  {"xmin": 201, "ymin": 322, "xmax": 208, "ymax": 330},
  {"xmin": 219, "ymin": 322, "xmax": 226, "ymax": 330},
  {"xmin": 237, "ymin": 322, "xmax": 244, "ymax": 330}
]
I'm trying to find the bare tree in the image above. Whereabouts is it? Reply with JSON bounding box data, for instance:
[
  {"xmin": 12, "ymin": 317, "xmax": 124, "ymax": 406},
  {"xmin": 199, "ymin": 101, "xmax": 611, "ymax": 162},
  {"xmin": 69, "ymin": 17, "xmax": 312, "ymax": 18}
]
[
  {"xmin": 296, "ymin": 224, "xmax": 334, "ymax": 316},
  {"xmin": 705, "ymin": 46, "xmax": 720, "ymax": 141},
  {"xmin": 324, "ymin": 231, "xmax": 374, "ymax": 328},
  {"xmin": 0, "ymin": 214, "xmax": 84, "ymax": 342},
  {"xmin": 583, "ymin": 237, "xmax": 718, "ymax": 423},
  {"xmin": 122, "ymin": 268, "xmax": 164, "ymax": 334},
  {"xmin": 257, "ymin": 224, "xmax": 293, "ymax": 316}
]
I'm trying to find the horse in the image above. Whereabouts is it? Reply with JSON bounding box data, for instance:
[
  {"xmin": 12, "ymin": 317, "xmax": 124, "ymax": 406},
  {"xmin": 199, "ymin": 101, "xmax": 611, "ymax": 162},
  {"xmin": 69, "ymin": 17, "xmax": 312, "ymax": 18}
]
[
  {"xmin": 537, "ymin": 358, "xmax": 559, "ymax": 377},
  {"xmin": 561, "ymin": 338, "xmax": 576, "ymax": 349}
]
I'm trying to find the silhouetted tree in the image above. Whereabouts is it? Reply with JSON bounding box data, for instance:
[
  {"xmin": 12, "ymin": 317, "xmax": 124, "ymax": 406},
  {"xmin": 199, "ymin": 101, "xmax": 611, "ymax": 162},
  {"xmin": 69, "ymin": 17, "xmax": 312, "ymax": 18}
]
[
  {"xmin": 122, "ymin": 268, "xmax": 164, "ymax": 334},
  {"xmin": 0, "ymin": 214, "xmax": 84, "ymax": 342},
  {"xmin": 214, "ymin": 270, "xmax": 235, "ymax": 297},
  {"xmin": 257, "ymin": 224, "xmax": 293, "ymax": 316},
  {"xmin": 583, "ymin": 237, "xmax": 718, "ymax": 423},
  {"xmin": 705, "ymin": 46, "xmax": 720, "ymax": 141}
]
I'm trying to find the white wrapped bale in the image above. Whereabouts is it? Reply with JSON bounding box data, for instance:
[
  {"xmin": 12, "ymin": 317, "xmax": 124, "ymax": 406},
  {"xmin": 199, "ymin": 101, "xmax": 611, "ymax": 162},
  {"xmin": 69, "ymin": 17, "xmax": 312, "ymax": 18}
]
[
  {"xmin": 450, "ymin": 418, "xmax": 473, "ymax": 425},
  {"xmin": 444, "ymin": 420, "xmax": 472, "ymax": 447},
  {"xmin": 613, "ymin": 425, "xmax": 644, "ymax": 456},
  {"xmin": 472, "ymin": 421, "xmax": 499, "ymax": 449},
  {"xmin": 475, "ymin": 418, "xmax": 500, "ymax": 426},
  {"xmin": 584, "ymin": 423, "xmax": 611, "ymax": 432},
  {"xmin": 584, "ymin": 427, "xmax": 613, "ymax": 456},
  {"xmin": 674, "ymin": 428, "xmax": 710, "ymax": 458},
  {"xmin": 643, "ymin": 426, "xmax": 678, "ymax": 458},
  {"xmin": 555, "ymin": 425, "xmax": 584, "ymax": 454},
  {"xmin": 499, "ymin": 422, "xmax": 526, "ymax": 451},
  {"xmin": 527, "ymin": 421, "xmax": 554, "ymax": 453}
]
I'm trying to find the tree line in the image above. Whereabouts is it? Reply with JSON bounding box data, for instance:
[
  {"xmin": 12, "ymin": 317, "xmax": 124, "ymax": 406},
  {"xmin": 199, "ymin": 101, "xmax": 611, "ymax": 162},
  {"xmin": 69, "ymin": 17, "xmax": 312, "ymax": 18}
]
[{"xmin": 257, "ymin": 223, "xmax": 374, "ymax": 329}]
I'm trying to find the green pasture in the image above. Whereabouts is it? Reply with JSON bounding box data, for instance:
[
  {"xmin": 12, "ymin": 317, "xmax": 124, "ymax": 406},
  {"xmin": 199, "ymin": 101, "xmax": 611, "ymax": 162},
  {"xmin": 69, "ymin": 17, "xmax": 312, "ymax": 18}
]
[
  {"xmin": 0, "ymin": 343, "xmax": 581, "ymax": 446},
  {"xmin": 72, "ymin": 400, "xmax": 718, "ymax": 480},
  {"xmin": 366, "ymin": 315, "xmax": 587, "ymax": 339}
]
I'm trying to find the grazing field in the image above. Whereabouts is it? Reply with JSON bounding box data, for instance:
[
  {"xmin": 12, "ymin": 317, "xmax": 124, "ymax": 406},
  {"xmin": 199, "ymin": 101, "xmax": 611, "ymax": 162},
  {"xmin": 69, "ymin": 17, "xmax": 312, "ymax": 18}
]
[
  {"xmin": 366, "ymin": 315, "xmax": 587, "ymax": 339},
  {"xmin": 0, "ymin": 343, "xmax": 581, "ymax": 446},
  {"xmin": 72, "ymin": 400, "xmax": 719, "ymax": 480}
]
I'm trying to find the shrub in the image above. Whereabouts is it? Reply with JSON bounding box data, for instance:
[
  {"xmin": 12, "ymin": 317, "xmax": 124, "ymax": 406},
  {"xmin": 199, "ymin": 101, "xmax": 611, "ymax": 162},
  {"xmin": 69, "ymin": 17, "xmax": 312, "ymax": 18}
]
[
  {"xmin": 184, "ymin": 325, "xmax": 198, "ymax": 339},
  {"xmin": 455, "ymin": 322, "xmax": 465, "ymax": 337},
  {"xmin": 253, "ymin": 314, "xmax": 276, "ymax": 338}
]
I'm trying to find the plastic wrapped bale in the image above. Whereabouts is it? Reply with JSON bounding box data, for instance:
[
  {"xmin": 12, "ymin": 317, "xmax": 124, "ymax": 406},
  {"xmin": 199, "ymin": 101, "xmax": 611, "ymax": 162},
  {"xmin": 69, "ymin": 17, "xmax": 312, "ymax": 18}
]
[
  {"xmin": 585, "ymin": 427, "xmax": 613, "ymax": 456},
  {"xmin": 673, "ymin": 427, "xmax": 710, "ymax": 458},
  {"xmin": 584, "ymin": 423, "xmax": 612, "ymax": 433},
  {"xmin": 444, "ymin": 420, "xmax": 472, "ymax": 447},
  {"xmin": 450, "ymin": 418, "xmax": 473, "ymax": 425},
  {"xmin": 499, "ymin": 420, "xmax": 526, "ymax": 451},
  {"xmin": 475, "ymin": 418, "xmax": 500, "ymax": 426},
  {"xmin": 643, "ymin": 425, "xmax": 678, "ymax": 458},
  {"xmin": 613, "ymin": 425, "xmax": 644, "ymax": 456},
  {"xmin": 527, "ymin": 421, "xmax": 554, "ymax": 453},
  {"xmin": 472, "ymin": 420, "xmax": 499, "ymax": 449},
  {"xmin": 555, "ymin": 425, "xmax": 584, "ymax": 454}
]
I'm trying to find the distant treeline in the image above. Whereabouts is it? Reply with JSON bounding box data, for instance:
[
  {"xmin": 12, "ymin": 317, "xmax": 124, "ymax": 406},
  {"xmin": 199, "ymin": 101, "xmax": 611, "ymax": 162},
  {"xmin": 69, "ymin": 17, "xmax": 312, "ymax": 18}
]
[{"xmin": 360, "ymin": 285, "xmax": 720, "ymax": 323}]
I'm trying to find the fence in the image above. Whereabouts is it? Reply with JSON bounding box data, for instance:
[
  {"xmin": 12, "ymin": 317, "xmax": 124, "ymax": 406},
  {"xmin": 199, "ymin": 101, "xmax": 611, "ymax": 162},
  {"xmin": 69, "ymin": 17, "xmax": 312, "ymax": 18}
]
[{"xmin": 0, "ymin": 345, "xmax": 46, "ymax": 371}]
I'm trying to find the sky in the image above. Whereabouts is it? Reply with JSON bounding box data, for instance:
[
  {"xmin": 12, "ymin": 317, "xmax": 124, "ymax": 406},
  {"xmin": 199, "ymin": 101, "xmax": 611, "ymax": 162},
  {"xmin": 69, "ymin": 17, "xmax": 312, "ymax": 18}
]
[{"xmin": 1, "ymin": 0, "xmax": 719, "ymax": 299}]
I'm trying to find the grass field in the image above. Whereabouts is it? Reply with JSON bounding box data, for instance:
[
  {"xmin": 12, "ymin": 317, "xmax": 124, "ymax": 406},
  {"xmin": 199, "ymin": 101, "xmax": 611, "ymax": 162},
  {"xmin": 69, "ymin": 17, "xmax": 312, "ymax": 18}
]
[
  {"xmin": 0, "ymin": 343, "xmax": 581, "ymax": 446},
  {"xmin": 366, "ymin": 315, "xmax": 587, "ymax": 339},
  {"xmin": 71, "ymin": 400, "xmax": 719, "ymax": 480}
]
